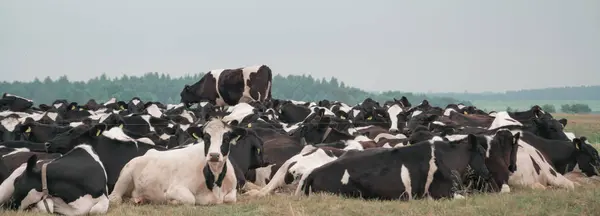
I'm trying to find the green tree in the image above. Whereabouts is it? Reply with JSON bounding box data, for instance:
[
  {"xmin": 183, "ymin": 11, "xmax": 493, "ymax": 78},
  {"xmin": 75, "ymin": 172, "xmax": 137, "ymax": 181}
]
[{"xmin": 541, "ymin": 104, "xmax": 556, "ymax": 113}]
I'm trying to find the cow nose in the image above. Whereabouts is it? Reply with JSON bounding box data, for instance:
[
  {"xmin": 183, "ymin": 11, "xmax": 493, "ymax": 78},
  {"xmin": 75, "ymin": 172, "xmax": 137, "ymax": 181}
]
[
  {"xmin": 389, "ymin": 128, "xmax": 399, "ymax": 133},
  {"xmin": 403, "ymin": 128, "xmax": 411, "ymax": 134},
  {"xmin": 208, "ymin": 153, "xmax": 220, "ymax": 162}
]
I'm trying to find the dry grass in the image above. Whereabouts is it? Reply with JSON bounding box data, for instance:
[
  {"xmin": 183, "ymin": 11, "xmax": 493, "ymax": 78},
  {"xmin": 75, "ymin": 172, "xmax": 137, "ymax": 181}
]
[
  {"xmin": 2, "ymin": 113, "xmax": 600, "ymax": 216},
  {"xmin": 555, "ymin": 113, "xmax": 600, "ymax": 143},
  {"xmin": 2, "ymin": 186, "xmax": 600, "ymax": 216}
]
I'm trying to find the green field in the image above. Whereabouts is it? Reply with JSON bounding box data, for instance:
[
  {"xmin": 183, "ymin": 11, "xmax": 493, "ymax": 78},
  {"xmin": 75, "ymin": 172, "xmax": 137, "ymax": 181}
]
[
  {"xmin": 471, "ymin": 100, "xmax": 600, "ymax": 113},
  {"xmin": 2, "ymin": 114, "xmax": 600, "ymax": 216}
]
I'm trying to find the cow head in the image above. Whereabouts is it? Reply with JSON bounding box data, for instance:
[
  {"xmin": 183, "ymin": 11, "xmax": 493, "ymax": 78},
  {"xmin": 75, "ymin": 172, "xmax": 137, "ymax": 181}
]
[
  {"xmin": 180, "ymin": 85, "xmax": 200, "ymax": 107},
  {"xmin": 466, "ymin": 134, "xmax": 492, "ymax": 180},
  {"xmin": 404, "ymin": 111, "xmax": 438, "ymax": 135},
  {"xmin": 45, "ymin": 124, "xmax": 108, "ymax": 154},
  {"xmin": 484, "ymin": 130, "xmax": 520, "ymax": 192},
  {"xmin": 386, "ymin": 104, "xmax": 408, "ymax": 133},
  {"xmin": 192, "ymin": 117, "xmax": 248, "ymax": 171},
  {"xmin": 531, "ymin": 115, "xmax": 570, "ymax": 141},
  {"xmin": 573, "ymin": 137, "xmax": 600, "ymax": 177},
  {"xmin": 1, "ymin": 93, "xmax": 34, "ymax": 112},
  {"xmin": 4, "ymin": 155, "xmax": 43, "ymax": 210},
  {"xmin": 228, "ymin": 121, "xmax": 266, "ymax": 170}
]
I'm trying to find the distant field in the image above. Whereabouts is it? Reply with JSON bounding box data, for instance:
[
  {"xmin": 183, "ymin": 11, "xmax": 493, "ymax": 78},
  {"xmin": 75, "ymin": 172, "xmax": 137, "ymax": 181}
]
[
  {"xmin": 555, "ymin": 113, "xmax": 600, "ymax": 143},
  {"xmin": 471, "ymin": 100, "xmax": 600, "ymax": 112}
]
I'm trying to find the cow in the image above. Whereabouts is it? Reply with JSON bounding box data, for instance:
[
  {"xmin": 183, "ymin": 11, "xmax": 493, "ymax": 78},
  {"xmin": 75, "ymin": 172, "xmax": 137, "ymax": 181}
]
[
  {"xmin": 296, "ymin": 135, "xmax": 492, "ymax": 200},
  {"xmin": 180, "ymin": 65, "xmax": 273, "ymax": 107},
  {"xmin": 0, "ymin": 149, "xmax": 109, "ymax": 215},
  {"xmin": 1, "ymin": 94, "xmax": 34, "ymax": 112},
  {"xmin": 108, "ymin": 117, "xmax": 249, "ymax": 205}
]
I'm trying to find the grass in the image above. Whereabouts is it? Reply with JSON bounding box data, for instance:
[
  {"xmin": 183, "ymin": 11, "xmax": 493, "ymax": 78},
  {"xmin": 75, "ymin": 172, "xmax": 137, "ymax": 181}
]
[
  {"xmin": 2, "ymin": 187, "xmax": 600, "ymax": 216},
  {"xmin": 555, "ymin": 113, "xmax": 600, "ymax": 143},
  {"xmin": 2, "ymin": 114, "xmax": 600, "ymax": 216}
]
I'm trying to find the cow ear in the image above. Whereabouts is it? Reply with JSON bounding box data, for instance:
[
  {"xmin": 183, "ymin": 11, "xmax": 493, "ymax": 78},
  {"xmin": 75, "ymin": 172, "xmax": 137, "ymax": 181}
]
[
  {"xmin": 335, "ymin": 110, "xmax": 348, "ymax": 120},
  {"xmin": 573, "ymin": 138, "xmax": 582, "ymax": 151},
  {"xmin": 317, "ymin": 108, "xmax": 325, "ymax": 117},
  {"xmin": 558, "ymin": 118, "xmax": 567, "ymax": 127},
  {"xmin": 91, "ymin": 123, "xmax": 108, "ymax": 137},
  {"xmin": 26, "ymin": 154, "xmax": 38, "ymax": 173},
  {"xmin": 513, "ymin": 132, "xmax": 521, "ymax": 145},
  {"xmin": 580, "ymin": 136, "xmax": 587, "ymax": 143},
  {"xmin": 230, "ymin": 127, "xmax": 248, "ymax": 145},
  {"xmin": 186, "ymin": 126, "xmax": 204, "ymax": 140},
  {"xmin": 1, "ymin": 93, "xmax": 7, "ymax": 98},
  {"xmin": 68, "ymin": 102, "xmax": 78, "ymax": 110},
  {"xmin": 229, "ymin": 120, "xmax": 239, "ymax": 127}
]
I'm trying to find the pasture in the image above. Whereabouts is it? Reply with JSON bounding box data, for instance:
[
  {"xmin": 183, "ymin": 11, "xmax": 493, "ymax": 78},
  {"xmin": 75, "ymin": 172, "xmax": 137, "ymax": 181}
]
[
  {"xmin": 2, "ymin": 111, "xmax": 599, "ymax": 216},
  {"xmin": 472, "ymin": 100, "xmax": 600, "ymax": 113}
]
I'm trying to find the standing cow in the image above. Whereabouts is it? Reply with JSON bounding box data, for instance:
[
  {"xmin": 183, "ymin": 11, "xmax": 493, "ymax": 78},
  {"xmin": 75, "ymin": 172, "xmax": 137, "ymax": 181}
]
[{"xmin": 180, "ymin": 65, "xmax": 272, "ymax": 107}]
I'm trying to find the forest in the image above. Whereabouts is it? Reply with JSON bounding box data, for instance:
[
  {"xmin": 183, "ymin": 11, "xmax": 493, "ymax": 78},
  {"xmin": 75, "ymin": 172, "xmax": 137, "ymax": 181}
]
[
  {"xmin": 428, "ymin": 85, "xmax": 600, "ymax": 101},
  {"xmin": 0, "ymin": 72, "xmax": 468, "ymax": 107}
]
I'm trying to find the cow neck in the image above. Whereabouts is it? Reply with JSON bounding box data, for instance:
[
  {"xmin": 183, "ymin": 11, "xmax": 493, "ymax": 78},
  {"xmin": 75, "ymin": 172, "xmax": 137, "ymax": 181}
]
[
  {"xmin": 321, "ymin": 127, "xmax": 332, "ymax": 143},
  {"xmin": 204, "ymin": 162, "xmax": 228, "ymax": 190},
  {"xmin": 40, "ymin": 162, "xmax": 52, "ymax": 212}
]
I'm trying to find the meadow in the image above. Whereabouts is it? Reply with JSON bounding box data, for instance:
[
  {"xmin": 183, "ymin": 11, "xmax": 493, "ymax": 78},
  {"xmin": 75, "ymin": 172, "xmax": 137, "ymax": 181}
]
[
  {"xmin": 471, "ymin": 100, "xmax": 600, "ymax": 113},
  {"xmin": 2, "ymin": 114, "xmax": 599, "ymax": 216}
]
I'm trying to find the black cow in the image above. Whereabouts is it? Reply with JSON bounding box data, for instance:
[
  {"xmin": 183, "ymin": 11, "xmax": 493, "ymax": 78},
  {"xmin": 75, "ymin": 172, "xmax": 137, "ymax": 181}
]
[
  {"xmin": 2, "ymin": 150, "xmax": 109, "ymax": 214},
  {"xmin": 299, "ymin": 135, "xmax": 492, "ymax": 200},
  {"xmin": 180, "ymin": 65, "xmax": 273, "ymax": 107},
  {"xmin": 1, "ymin": 94, "xmax": 34, "ymax": 112}
]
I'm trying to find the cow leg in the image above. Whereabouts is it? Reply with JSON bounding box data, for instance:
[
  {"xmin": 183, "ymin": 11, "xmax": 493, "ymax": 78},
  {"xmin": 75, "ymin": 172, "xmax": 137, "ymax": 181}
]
[
  {"xmin": 546, "ymin": 172, "xmax": 575, "ymax": 190},
  {"xmin": 500, "ymin": 184, "xmax": 511, "ymax": 193},
  {"xmin": 52, "ymin": 195, "xmax": 96, "ymax": 216},
  {"xmin": 242, "ymin": 181, "xmax": 262, "ymax": 191},
  {"xmin": 246, "ymin": 160, "xmax": 295, "ymax": 197},
  {"xmin": 531, "ymin": 182, "xmax": 547, "ymax": 190},
  {"xmin": 223, "ymin": 188, "xmax": 237, "ymax": 204},
  {"xmin": 165, "ymin": 186, "xmax": 196, "ymax": 205},
  {"xmin": 89, "ymin": 195, "xmax": 110, "ymax": 214},
  {"xmin": 108, "ymin": 160, "xmax": 138, "ymax": 204}
]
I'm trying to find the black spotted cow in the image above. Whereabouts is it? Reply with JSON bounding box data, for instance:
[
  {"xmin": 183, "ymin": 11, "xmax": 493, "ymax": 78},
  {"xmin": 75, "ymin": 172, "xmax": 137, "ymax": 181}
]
[{"xmin": 180, "ymin": 65, "xmax": 273, "ymax": 107}]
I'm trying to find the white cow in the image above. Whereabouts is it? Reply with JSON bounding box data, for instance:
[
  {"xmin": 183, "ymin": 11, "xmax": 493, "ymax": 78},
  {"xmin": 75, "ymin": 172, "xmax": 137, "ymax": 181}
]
[{"xmin": 108, "ymin": 118, "xmax": 243, "ymax": 205}]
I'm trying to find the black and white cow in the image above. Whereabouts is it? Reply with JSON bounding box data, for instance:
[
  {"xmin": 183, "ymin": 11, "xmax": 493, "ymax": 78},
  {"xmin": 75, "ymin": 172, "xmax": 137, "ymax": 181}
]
[
  {"xmin": 108, "ymin": 117, "xmax": 251, "ymax": 205},
  {"xmin": 180, "ymin": 65, "xmax": 273, "ymax": 107},
  {"xmin": 1, "ymin": 94, "xmax": 34, "ymax": 112},
  {"xmin": 297, "ymin": 135, "xmax": 492, "ymax": 200},
  {"xmin": 0, "ymin": 148, "xmax": 109, "ymax": 215}
]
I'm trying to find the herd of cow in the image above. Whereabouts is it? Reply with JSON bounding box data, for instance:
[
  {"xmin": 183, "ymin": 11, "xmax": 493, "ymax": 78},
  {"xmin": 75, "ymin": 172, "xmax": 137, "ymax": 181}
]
[{"xmin": 1, "ymin": 65, "xmax": 599, "ymax": 215}]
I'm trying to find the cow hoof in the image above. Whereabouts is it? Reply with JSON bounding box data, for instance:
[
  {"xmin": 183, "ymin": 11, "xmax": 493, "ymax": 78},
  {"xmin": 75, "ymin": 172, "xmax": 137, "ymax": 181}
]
[
  {"xmin": 453, "ymin": 193, "xmax": 465, "ymax": 200},
  {"xmin": 244, "ymin": 189, "xmax": 261, "ymax": 197},
  {"xmin": 132, "ymin": 197, "xmax": 145, "ymax": 205},
  {"xmin": 108, "ymin": 195, "xmax": 122, "ymax": 204},
  {"xmin": 500, "ymin": 184, "xmax": 511, "ymax": 193}
]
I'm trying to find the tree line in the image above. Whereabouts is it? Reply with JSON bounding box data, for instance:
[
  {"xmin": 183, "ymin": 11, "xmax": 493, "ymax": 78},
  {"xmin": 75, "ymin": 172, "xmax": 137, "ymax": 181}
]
[
  {"xmin": 430, "ymin": 85, "xmax": 600, "ymax": 101},
  {"xmin": 0, "ymin": 73, "xmax": 469, "ymax": 107},
  {"xmin": 506, "ymin": 104, "xmax": 593, "ymax": 114}
]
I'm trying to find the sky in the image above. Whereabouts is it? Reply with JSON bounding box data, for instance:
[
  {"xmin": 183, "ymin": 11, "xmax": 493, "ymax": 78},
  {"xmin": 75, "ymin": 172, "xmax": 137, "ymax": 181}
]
[{"xmin": 1, "ymin": 0, "xmax": 599, "ymax": 93}]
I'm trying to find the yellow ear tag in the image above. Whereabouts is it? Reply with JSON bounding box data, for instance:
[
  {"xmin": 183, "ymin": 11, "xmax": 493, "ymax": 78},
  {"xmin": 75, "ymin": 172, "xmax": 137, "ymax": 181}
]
[
  {"xmin": 464, "ymin": 111, "xmax": 468, "ymax": 115},
  {"xmin": 231, "ymin": 135, "xmax": 241, "ymax": 145},
  {"xmin": 257, "ymin": 148, "xmax": 261, "ymax": 154},
  {"xmin": 247, "ymin": 123, "xmax": 252, "ymax": 128},
  {"xmin": 119, "ymin": 124, "xmax": 123, "ymax": 129},
  {"xmin": 575, "ymin": 144, "xmax": 580, "ymax": 150},
  {"xmin": 367, "ymin": 116, "xmax": 373, "ymax": 120},
  {"xmin": 341, "ymin": 116, "xmax": 346, "ymax": 119},
  {"xmin": 192, "ymin": 133, "xmax": 200, "ymax": 140},
  {"xmin": 71, "ymin": 106, "xmax": 75, "ymax": 110},
  {"xmin": 25, "ymin": 127, "xmax": 31, "ymax": 133},
  {"xmin": 96, "ymin": 129, "xmax": 101, "ymax": 136},
  {"xmin": 79, "ymin": 108, "xmax": 84, "ymax": 111},
  {"xmin": 119, "ymin": 105, "xmax": 125, "ymax": 110}
]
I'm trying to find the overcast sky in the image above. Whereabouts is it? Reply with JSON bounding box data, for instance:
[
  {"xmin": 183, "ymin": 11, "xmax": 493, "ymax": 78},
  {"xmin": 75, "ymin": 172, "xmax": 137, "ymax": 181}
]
[{"xmin": 1, "ymin": 0, "xmax": 598, "ymax": 93}]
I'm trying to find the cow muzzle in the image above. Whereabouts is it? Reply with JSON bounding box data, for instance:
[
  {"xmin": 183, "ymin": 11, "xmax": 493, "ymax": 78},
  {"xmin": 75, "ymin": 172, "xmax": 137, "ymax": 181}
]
[
  {"xmin": 389, "ymin": 128, "xmax": 399, "ymax": 133},
  {"xmin": 208, "ymin": 153, "xmax": 220, "ymax": 162}
]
